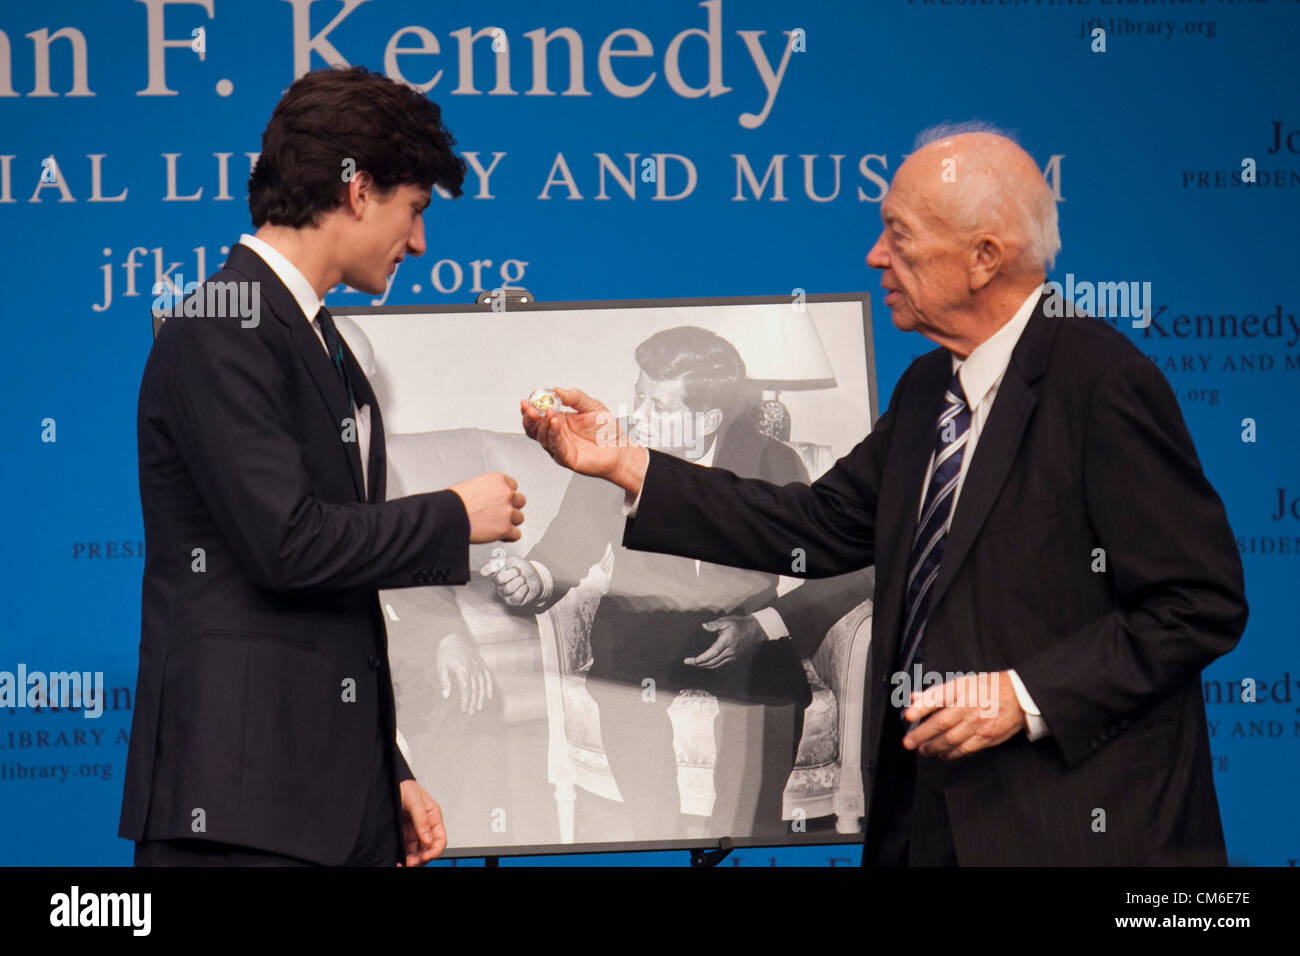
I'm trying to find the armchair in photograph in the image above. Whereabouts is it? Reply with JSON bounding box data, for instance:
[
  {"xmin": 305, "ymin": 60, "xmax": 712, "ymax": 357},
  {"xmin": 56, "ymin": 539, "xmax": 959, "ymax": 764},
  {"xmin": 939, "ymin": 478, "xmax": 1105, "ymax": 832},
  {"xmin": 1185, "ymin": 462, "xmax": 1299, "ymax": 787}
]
[{"xmin": 535, "ymin": 553, "xmax": 873, "ymax": 843}]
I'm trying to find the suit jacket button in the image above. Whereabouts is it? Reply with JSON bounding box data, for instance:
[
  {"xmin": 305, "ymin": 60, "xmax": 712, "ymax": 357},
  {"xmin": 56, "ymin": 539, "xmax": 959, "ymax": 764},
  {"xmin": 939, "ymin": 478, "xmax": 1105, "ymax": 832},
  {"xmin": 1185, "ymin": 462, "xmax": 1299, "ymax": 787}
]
[{"xmin": 368, "ymin": 655, "xmax": 381, "ymax": 670}]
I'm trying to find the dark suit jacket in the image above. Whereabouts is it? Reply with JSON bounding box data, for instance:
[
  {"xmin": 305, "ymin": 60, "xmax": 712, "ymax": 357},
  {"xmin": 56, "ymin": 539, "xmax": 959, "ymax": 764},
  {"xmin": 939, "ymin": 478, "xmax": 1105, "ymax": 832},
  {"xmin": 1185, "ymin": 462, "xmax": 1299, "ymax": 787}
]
[
  {"xmin": 529, "ymin": 416, "xmax": 827, "ymax": 705},
  {"xmin": 120, "ymin": 243, "xmax": 470, "ymax": 864},
  {"xmin": 623, "ymin": 293, "xmax": 1248, "ymax": 864}
]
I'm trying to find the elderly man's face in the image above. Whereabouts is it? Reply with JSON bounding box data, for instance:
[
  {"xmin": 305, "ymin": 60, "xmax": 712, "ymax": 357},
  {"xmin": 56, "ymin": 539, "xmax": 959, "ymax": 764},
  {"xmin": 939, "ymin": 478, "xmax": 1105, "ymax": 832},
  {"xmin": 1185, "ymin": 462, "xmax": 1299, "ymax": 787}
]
[{"xmin": 866, "ymin": 157, "xmax": 972, "ymax": 340}]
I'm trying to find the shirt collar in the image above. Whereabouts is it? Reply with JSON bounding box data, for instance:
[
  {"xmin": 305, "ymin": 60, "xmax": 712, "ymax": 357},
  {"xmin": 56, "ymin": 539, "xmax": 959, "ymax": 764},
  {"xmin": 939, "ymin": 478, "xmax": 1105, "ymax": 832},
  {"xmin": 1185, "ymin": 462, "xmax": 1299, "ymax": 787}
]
[
  {"xmin": 238, "ymin": 232, "xmax": 323, "ymax": 324},
  {"xmin": 697, "ymin": 438, "xmax": 718, "ymax": 468},
  {"xmin": 952, "ymin": 284, "xmax": 1044, "ymax": 408}
]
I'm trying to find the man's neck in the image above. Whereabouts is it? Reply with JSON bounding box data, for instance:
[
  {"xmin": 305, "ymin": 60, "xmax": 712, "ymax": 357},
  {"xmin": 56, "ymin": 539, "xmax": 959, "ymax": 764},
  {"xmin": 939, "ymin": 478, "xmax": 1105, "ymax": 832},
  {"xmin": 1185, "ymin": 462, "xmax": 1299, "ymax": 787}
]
[
  {"xmin": 252, "ymin": 224, "xmax": 339, "ymax": 300},
  {"xmin": 943, "ymin": 278, "xmax": 1044, "ymax": 358}
]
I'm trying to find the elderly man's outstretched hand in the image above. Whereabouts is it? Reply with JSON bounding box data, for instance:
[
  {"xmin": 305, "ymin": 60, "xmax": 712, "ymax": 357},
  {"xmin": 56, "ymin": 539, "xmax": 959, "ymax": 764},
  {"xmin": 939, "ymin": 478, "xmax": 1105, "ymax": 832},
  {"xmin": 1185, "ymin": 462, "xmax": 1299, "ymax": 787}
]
[{"xmin": 520, "ymin": 387, "xmax": 648, "ymax": 497}]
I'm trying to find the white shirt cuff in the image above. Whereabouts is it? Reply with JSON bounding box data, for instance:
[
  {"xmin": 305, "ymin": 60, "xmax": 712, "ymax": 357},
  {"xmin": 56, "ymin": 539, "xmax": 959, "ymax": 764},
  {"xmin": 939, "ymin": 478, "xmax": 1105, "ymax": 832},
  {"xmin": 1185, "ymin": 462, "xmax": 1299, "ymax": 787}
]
[
  {"xmin": 1007, "ymin": 669, "xmax": 1051, "ymax": 741},
  {"xmin": 751, "ymin": 607, "xmax": 789, "ymax": 641},
  {"xmin": 395, "ymin": 727, "xmax": 413, "ymax": 767},
  {"xmin": 529, "ymin": 560, "xmax": 553, "ymax": 604},
  {"xmin": 621, "ymin": 446, "xmax": 650, "ymax": 517}
]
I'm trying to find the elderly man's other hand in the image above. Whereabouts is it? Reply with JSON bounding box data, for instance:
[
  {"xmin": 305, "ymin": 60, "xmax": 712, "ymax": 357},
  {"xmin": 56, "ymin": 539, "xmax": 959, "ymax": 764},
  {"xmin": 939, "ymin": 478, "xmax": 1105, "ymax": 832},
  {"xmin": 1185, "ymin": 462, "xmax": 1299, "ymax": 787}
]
[{"xmin": 902, "ymin": 670, "xmax": 1025, "ymax": 759}]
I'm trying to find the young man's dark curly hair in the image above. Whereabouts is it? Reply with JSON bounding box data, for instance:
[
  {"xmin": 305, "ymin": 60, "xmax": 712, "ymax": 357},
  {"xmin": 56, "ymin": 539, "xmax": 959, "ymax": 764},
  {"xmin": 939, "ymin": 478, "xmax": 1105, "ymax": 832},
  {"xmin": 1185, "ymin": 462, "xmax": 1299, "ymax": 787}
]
[{"xmin": 249, "ymin": 65, "xmax": 467, "ymax": 228}]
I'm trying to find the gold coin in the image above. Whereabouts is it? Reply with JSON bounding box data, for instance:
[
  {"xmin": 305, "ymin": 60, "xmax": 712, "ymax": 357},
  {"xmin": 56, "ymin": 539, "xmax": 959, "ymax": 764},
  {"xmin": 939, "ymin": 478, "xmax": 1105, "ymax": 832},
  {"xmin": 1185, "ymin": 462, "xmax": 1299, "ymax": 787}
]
[{"xmin": 529, "ymin": 388, "xmax": 559, "ymax": 411}]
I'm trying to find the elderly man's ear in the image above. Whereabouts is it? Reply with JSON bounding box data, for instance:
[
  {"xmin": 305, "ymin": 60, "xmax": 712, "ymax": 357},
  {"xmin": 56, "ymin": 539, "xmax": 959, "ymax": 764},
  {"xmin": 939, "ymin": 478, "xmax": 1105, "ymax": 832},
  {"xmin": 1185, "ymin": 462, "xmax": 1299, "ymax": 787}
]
[{"xmin": 969, "ymin": 234, "xmax": 1006, "ymax": 291}]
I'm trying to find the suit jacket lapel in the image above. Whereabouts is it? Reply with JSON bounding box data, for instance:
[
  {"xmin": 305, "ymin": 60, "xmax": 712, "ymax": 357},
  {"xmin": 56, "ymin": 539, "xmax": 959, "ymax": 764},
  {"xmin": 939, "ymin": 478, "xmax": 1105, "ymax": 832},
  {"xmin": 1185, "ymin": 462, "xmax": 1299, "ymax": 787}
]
[
  {"xmin": 290, "ymin": 314, "xmax": 367, "ymax": 502},
  {"xmin": 925, "ymin": 293, "xmax": 1059, "ymax": 616},
  {"xmin": 224, "ymin": 244, "xmax": 367, "ymax": 503},
  {"xmin": 872, "ymin": 351, "xmax": 951, "ymax": 667},
  {"xmin": 861, "ymin": 351, "xmax": 950, "ymax": 781}
]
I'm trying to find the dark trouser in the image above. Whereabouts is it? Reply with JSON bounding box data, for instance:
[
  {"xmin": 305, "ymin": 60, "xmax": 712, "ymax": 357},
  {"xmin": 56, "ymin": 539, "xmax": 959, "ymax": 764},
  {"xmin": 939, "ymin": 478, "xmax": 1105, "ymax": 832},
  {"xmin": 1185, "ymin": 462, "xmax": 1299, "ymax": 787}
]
[
  {"xmin": 134, "ymin": 737, "xmax": 402, "ymax": 867},
  {"xmin": 866, "ymin": 707, "xmax": 958, "ymax": 867},
  {"xmin": 589, "ymin": 677, "xmax": 804, "ymax": 841}
]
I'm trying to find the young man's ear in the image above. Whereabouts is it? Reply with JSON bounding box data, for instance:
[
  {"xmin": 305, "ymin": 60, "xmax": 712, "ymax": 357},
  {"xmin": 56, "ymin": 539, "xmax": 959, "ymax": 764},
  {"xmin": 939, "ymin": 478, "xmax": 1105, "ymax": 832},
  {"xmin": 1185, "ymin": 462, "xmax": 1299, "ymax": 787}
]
[{"xmin": 343, "ymin": 170, "xmax": 375, "ymax": 218}]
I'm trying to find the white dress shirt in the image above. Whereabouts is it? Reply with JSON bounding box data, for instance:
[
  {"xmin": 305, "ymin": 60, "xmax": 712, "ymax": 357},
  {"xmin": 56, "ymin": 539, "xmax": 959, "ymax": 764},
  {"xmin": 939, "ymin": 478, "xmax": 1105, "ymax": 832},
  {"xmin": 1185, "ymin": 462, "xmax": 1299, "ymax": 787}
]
[
  {"xmin": 238, "ymin": 233, "xmax": 371, "ymax": 498},
  {"xmin": 624, "ymin": 285, "xmax": 1051, "ymax": 736},
  {"xmin": 922, "ymin": 284, "xmax": 1050, "ymax": 740}
]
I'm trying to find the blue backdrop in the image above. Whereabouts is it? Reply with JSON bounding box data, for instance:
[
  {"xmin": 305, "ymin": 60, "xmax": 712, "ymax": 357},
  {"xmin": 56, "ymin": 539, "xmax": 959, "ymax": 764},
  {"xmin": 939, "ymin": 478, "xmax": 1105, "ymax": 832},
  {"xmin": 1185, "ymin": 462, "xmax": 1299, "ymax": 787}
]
[{"xmin": 1, "ymin": 0, "xmax": 1296, "ymax": 866}]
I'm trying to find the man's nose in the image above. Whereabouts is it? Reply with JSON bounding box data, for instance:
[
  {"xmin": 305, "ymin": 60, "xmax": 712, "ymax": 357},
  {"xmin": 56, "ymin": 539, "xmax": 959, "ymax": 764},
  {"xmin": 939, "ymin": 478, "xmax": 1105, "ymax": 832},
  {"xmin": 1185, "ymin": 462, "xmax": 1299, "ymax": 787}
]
[
  {"xmin": 865, "ymin": 232, "xmax": 888, "ymax": 269},
  {"xmin": 408, "ymin": 217, "xmax": 426, "ymax": 257}
]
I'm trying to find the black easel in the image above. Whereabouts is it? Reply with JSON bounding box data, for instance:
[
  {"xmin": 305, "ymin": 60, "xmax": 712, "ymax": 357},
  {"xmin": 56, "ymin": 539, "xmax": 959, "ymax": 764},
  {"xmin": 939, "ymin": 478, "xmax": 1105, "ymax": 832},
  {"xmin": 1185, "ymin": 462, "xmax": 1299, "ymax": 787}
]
[{"xmin": 689, "ymin": 837, "xmax": 735, "ymax": 867}]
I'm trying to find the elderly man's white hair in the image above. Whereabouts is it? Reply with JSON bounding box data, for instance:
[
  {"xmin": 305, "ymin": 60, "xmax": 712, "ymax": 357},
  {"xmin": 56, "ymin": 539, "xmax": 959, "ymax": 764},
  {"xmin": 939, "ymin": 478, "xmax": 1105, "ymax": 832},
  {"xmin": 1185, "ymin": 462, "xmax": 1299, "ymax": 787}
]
[{"xmin": 912, "ymin": 121, "xmax": 1061, "ymax": 273}]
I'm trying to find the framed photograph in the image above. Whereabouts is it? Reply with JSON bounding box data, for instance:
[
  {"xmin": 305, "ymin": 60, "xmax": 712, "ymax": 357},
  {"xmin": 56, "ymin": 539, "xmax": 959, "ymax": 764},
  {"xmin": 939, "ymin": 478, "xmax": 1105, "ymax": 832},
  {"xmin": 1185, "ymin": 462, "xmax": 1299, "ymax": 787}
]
[{"xmin": 334, "ymin": 294, "xmax": 879, "ymax": 856}]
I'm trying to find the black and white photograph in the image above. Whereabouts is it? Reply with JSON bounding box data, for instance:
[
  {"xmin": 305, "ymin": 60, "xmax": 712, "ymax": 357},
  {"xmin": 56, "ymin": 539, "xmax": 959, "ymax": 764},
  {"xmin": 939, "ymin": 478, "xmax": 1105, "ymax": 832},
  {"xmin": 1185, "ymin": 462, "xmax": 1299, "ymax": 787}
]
[{"xmin": 336, "ymin": 297, "xmax": 880, "ymax": 853}]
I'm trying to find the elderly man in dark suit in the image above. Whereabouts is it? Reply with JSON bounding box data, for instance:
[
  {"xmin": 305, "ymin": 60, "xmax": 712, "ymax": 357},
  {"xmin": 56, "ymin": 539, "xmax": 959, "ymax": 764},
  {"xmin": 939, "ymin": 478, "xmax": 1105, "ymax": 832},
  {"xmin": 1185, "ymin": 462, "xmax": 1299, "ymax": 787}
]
[
  {"xmin": 122, "ymin": 66, "xmax": 525, "ymax": 867},
  {"xmin": 520, "ymin": 125, "xmax": 1248, "ymax": 865}
]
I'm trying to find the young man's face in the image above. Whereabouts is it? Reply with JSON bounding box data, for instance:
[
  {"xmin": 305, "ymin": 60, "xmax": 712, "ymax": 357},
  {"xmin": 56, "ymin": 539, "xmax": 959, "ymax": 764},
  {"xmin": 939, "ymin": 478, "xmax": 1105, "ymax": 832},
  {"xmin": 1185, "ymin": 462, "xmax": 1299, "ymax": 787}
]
[{"xmin": 339, "ymin": 181, "xmax": 431, "ymax": 295}]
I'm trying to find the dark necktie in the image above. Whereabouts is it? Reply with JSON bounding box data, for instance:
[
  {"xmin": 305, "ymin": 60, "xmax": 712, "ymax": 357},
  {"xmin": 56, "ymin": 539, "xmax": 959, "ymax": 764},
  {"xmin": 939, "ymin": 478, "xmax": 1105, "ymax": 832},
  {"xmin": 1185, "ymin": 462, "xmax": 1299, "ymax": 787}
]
[
  {"xmin": 895, "ymin": 371, "xmax": 970, "ymax": 688},
  {"xmin": 314, "ymin": 306, "xmax": 356, "ymax": 412}
]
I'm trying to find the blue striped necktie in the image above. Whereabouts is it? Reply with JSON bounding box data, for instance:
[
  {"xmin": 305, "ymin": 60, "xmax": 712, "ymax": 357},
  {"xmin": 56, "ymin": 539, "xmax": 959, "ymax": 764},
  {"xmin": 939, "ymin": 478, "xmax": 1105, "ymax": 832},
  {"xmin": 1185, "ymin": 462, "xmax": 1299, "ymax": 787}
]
[{"xmin": 895, "ymin": 371, "xmax": 970, "ymax": 686}]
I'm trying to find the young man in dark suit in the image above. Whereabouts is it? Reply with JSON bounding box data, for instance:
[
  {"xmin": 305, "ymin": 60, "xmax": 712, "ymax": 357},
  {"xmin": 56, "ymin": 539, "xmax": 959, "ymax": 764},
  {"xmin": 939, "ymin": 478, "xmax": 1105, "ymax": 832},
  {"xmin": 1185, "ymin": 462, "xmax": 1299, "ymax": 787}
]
[
  {"xmin": 521, "ymin": 127, "xmax": 1248, "ymax": 865},
  {"xmin": 122, "ymin": 66, "xmax": 526, "ymax": 866}
]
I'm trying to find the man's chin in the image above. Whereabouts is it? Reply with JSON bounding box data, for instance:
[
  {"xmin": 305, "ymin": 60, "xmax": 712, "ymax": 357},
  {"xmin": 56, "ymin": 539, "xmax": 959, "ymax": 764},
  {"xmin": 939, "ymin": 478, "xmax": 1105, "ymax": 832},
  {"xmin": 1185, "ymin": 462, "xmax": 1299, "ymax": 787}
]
[
  {"xmin": 889, "ymin": 309, "xmax": 918, "ymax": 332},
  {"xmin": 346, "ymin": 277, "xmax": 386, "ymax": 296}
]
